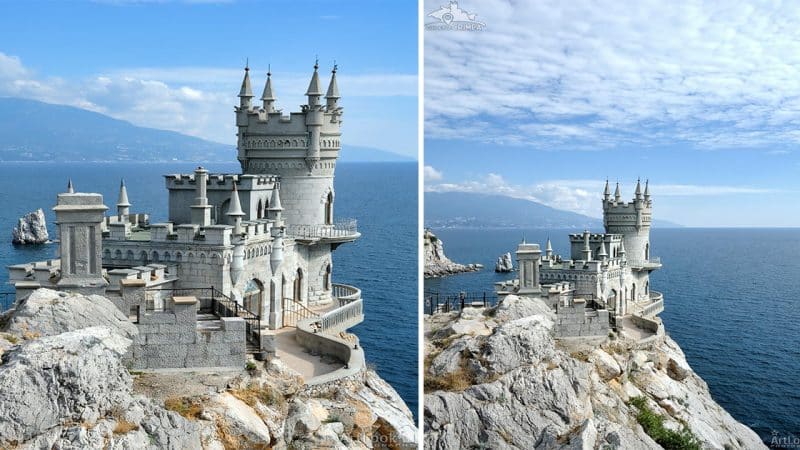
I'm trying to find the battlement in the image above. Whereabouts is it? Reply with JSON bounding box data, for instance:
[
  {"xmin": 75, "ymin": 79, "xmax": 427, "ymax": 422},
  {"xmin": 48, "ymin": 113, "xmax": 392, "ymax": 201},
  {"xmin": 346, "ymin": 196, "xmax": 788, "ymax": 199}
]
[{"xmin": 164, "ymin": 173, "xmax": 278, "ymax": 191}]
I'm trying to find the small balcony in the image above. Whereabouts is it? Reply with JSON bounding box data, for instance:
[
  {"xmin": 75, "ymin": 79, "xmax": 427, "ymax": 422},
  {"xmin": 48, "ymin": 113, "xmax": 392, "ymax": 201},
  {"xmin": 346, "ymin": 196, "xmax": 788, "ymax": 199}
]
[
  {"xmin": 287, "ymin": 219, "xmax": 360, "ymax": 245},
  {"xmin": 628, "ymin": 257, "xmax": 662, "ymax": 271},
  {"xmin": 332, "ymin": 283, "xmax": 361, "ymax": 306},
  {"xmin": 632, "ymin": 291, "xmax": 664, "ymax": 318}
]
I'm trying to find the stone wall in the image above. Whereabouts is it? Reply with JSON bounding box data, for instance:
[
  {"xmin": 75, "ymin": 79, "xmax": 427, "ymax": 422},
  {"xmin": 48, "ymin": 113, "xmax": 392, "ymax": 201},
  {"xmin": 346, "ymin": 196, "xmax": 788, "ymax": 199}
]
[
  {"xmin": 129, "ymin": 297, "xmax": 246, "ymax": 370},
  {"xmin": 554, "ymin": 298, "xmax": 610, "ymax": 338}
]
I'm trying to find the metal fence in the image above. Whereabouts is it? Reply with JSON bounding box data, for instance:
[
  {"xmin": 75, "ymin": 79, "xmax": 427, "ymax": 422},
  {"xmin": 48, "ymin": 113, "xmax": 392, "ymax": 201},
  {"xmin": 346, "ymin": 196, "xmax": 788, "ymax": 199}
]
[
  {"xmin": 287, "ymin": 219, "xmax": 358, "ymax": 239},
  {"xmin": 424, "ymin": 291, "xmax": 498, "ymax": 315},
  {"xmin": 145, "ymin": 286, "xmax": 261, "ymax": 349},
  {"xmin": 282, "ymin": 297, "xmax": 320, "ymax": 327}
]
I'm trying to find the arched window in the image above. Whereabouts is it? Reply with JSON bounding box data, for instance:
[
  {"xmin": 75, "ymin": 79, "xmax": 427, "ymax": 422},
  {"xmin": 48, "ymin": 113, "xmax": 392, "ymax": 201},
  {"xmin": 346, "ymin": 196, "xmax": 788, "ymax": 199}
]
[
  {"xmin": 257, "ymin": 199, "xmax": 263, "ymax": 219},
  {"xmin": 324, "ymin": 191, "xmax": 333, "ymax": 225},
  {"xmin": 293, "ymin": 268, "xmax": 304, "ymax": 302},
  {"xmin": 632, "ymin": 283, "xmax": 637, "ymax": 302},
  {"xmin": 243, "ymin": 279, "xmax": 263, "ymax": 315},
  {"xmin": 645, "ymin": 243, "xmax": 650, "ymax": 260},
  {"xmin": 324, "ymin": 264, "xmax": 332, "ymax": 291},
  {"xmin": 263, "ymin": 199, "xmax": 269, "ymax": 218}
]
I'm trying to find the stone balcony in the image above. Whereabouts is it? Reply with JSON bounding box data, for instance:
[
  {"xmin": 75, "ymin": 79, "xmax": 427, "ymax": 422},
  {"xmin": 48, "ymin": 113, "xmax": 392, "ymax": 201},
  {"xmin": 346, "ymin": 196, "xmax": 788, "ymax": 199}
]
[
  {"xmin": 632, "ymin": 290, "xmax": 664, "ymax": 318},
  {"xmin": 332, "ymin": 283, "xmax": 361, "ymax": 306},
  {"xmin": 628, "ymin": 257, "xmax": 662, "ymax": 271},
  {"xmin": 286, "ymin": 219, "xmax": 360, "ymax": 245}
]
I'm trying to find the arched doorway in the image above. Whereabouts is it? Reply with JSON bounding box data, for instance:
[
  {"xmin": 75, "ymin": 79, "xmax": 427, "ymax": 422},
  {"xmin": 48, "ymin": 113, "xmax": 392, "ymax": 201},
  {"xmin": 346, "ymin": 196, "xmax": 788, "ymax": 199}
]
[
  {"xmin": 293, "ymin": 268, "xmax": 304, "ymax": 302},
  {"xmin": 243, "ymin": 279, "xmax": 263, "ymax": 314},
  {"xmin": 324, "ymin": 191, "xmax": 333, "ymax": 225},
  {"xmin": 609, "ymin": 289, "xmax": 618, "ymax": 311}
]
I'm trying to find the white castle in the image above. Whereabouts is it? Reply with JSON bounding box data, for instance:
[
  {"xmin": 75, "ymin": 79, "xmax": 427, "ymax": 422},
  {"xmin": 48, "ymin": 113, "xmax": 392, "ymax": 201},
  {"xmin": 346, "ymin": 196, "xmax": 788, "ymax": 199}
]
[
  {"xmin": 498, "ymin": 180, "xmax": 665, "ymax": 338},
  {"xmin": 8, "ymin": 62, "xmax": 367, "ymax": 372}
]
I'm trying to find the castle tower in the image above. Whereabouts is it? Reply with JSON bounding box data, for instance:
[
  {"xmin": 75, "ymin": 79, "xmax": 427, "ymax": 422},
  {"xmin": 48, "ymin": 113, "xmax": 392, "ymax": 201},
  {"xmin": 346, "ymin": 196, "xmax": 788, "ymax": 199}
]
[
  {"xmin": 190, "ymin": 167, "xmax": 211, "ymax": 227},
  {"xmin": 54, "ymin": 184, "xmax": 109, "ymax": 294},
  {"xmin": 516, "ymin": 240, "xmax": 541, "ymax": 295},
  {"xmin": 236, "ymin": 61, "xmax": 343, "ymax": 227},
  {"xmin": 602, "ymin": 180, "xmax": 653, "ymax": 264}
]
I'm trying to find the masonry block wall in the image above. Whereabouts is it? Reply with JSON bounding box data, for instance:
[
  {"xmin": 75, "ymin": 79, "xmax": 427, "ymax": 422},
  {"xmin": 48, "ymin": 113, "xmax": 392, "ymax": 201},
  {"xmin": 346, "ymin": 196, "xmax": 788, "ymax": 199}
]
[
  {"xmin": 554, "ymin": 299, "xmax": 610, "ymax": 338},
  {"xmin": 130, "ymin": 297, "xmax": 246, "ymax": 369}
]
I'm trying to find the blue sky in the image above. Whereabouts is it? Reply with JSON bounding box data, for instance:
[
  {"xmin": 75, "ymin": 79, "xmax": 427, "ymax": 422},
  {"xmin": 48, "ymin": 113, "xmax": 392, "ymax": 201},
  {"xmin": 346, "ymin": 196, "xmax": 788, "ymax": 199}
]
[
  {"xmin": 423, "ymin": 0, "xmax": 800, "ymax": 227},
  {"xmin": 0, "ymin": 0, "xmax": 418, "ymax": 158}
]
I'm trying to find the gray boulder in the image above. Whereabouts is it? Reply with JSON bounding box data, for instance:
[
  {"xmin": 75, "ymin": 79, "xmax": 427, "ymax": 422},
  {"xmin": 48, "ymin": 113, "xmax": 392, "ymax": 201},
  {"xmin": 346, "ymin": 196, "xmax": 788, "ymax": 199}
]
[
  {"xmin": 11, "ymin": 208, "xmax": 49, "ymax": 244},
  {"xmin": 4, "ymin": 288, "xmax": 138, "ymax": 340}
]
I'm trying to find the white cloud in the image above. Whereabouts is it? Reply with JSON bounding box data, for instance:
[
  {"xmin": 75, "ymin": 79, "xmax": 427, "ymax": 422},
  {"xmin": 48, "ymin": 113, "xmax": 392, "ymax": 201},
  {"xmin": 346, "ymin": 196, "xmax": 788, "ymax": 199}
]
[
  {"xmin": 424, "ymin": 165, "xmax": 443, "ymax": 181},
  {"xmin": 424, "ymin": 0, "xmax": 800, "ymax": 150},
  {"xmin": 0, "ymin": 52, "xmax": 416, "ymax": 147},
  {"xmin": 426, "ymin": 174, "xmax": 777, "ymax": 217}
]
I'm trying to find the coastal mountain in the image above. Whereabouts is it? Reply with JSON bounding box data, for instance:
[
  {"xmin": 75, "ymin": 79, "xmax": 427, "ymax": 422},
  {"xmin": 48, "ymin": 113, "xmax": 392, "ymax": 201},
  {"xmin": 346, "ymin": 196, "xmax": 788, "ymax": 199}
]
[
  {"xmin": 425, "ymin": 191, "xmax": 681, "ymax": 229},
  {"xmin": 0, "ymin": 97, "xmax": 411, "ymax": 163}
]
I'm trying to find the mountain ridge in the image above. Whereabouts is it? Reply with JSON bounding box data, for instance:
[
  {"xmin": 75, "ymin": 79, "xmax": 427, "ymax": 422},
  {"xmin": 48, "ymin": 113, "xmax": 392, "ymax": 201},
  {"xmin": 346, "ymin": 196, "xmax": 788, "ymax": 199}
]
[
  {"xmin": 0, "ymin": 97, "xmax": 413, "ymax": 163},
  {"xmin": 425, "ymin": 191, "xmax": 682, "ymax": 229}
]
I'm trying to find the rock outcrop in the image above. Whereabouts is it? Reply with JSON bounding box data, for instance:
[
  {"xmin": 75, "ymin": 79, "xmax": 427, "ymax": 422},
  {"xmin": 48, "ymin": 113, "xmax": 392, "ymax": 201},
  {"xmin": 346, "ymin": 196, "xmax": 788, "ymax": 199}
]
[
  {"xmin": 0, "ymin": 289, "xmax": 417, "ymax": 449},
  {"xmin": 494, "ymin": 252, "xmax": 513, "ymax": 272},
  {"xmin": 11, "ymin": 208, "xmax": 49, "ymax": 244},
  {"xmin": 424, "ymin": 294, "xmax": 766, "ymax": 450},
  {"xmin": 424, "ymin": 229, "xmax": 481, "ymax": 278}
]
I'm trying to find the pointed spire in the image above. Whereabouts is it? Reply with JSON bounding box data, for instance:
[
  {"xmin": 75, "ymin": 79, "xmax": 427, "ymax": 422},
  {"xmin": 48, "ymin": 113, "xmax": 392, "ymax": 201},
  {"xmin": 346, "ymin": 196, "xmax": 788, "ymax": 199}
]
[
  {"xmin": 635, "ymin": 178, "xmax": 642, "ymax": 198},
  {"xmin": 598, "ymin": 241, "xmax": 608, "ymax": 259},
  {"xmin": 238, "ymin": 62, "xmax": 253, "ymax": 108},
  {"xmin": 603, "ymin": 179, "xmax": 610, "ymax": 199},
  {"xmin": 306, "ymin": 59, "xmax": 323, "ymax": 98},
  {"xmin": 226, "ymin": 183, "xmax": 245, "ymax": 217},
  {"xmin": 268, "ymin": 186, "xmax": 283, "ymax": 211},
  {"xmin": 326, "ymin": 63, "xmax": 340, "ymax": 100},
  {"xmin": 117, "ymin": 179, "xmax": 130, "ymax": 206},
  {"xmin": 67, "ymin": 178, "xmax": 74, "ymax": 194},
  {"xmin": 644, "ymin": 179, "xmax": 650, "ymax": 200},
  {"xmin": 261, "ymin": 67, "xmax": 276, "ymax": 112},
  {"xmin": 545, "ymin": 237, "xmax": 553, "ymax": 257},
  {"xmin": 614, "ymin": 182, "xmax": 621, "ymax": 202}
]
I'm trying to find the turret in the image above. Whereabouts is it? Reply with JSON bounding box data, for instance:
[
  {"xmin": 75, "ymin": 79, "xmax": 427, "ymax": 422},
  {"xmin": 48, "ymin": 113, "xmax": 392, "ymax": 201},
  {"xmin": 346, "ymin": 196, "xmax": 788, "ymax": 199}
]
[
  {"xmin": 635, "ymin": 178, "xmax": 643, "ymax": 200},
  {"xmin": 582, "ymin": 230, "xmax": 592, "ymax": 261},
  {"xmin": 54, "ymin": 186, "xmax": 109, "ymax": 294},
  {"xmin": 190, "ymin": 167, "xmax": 211, "ymax": 227},
  {"xmin": 238, "ymin": 64, "xmax": 253, "ymax": 109},
  {"xmin": 261, "ymin": 68, "xmax": 276, "ymax": 113},
  {"xmin": 267, "ymin": 186, "xmax": 283, "ymax": 226},
  {"xmin": 325, "ymin": 64, "xmax": 340, "ymax": 111},
  {"xmin": 545, "ymin": 237, "xmax": 553, "ymax": 259},
  {"xmin": 597, "ymin": 239, "xmax": 608, "ymax": 261},
  {"xmin": 226, "ymin": 183, "xmax": 245, "ymax": 235},
  {"xmin": 306, "ymin": 60, "xmax": 323, "ymax": 108},
  {"xmin": 117, "ymin": 179, "xmax": 130, "ymax": 218},
  {"xmin": 270, "ymin": 229, "xmax": 284, "ymax": 273},
  {"xmin": 614, "ymin": 182, "xmax": 621, "ymax": 203},
  {"xmin": 644, "ymin": 179, "xmax": 651, "ymax": 204},
  {"xmin": 516, "ymin": 240, "xmax": 541, "ymax": 295},
  {"xmin": 603, "ymin": 179, "xmax": 611, "ymax": 202},
  {"xmin": 67, "ymin": 178, "xmax": 74, "ymax": 194}
]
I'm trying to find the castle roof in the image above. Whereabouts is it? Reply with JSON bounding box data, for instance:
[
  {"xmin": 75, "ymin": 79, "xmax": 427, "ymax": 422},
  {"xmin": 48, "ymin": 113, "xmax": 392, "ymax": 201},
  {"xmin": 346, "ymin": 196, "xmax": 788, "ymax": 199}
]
[
  {"xmin": 326, "ymin": 65, "xmax": 340, "ymax": 99},
  {"xmin": 261, "ymin": 69, "xmax": 275, "ymax": 101},
  {"xmin": 306, "ymin": 61, "xmax": 323, "ymax": 96},
  {"xmin": 226, "ymin": 183, "xmax": 245, "ymax": 217},
  {"xmin": 239, "ymin": 65, "xmax": 253, "ymax": 98},
  {"xmin": 117, "ymin": 179, "xmax": 131, "ymax": 207}
]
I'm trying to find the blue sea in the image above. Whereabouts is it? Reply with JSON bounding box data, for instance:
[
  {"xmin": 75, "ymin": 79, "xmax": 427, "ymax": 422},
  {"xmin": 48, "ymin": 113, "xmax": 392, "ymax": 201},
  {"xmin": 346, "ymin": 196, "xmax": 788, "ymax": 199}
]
[
  {"xmin": 0, "ymin": 161, "xmax": 418, "ymax": 418},
  {"xmin": 425, "ymin": 227, "xmax": 800, "ymax": 445}
]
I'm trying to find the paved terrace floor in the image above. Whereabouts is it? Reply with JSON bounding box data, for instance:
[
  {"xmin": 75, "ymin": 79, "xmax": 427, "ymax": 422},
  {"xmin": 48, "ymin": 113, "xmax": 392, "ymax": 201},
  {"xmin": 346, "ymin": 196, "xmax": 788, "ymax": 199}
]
[{"xmin": 268, "ymin": 301, "xmax": 344, "ymax": 381}]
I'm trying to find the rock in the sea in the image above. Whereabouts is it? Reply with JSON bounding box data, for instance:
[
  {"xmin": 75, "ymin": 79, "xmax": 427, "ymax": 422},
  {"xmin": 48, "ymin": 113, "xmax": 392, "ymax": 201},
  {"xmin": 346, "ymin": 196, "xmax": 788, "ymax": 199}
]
[
  {"xmin": 424, "ymin": 229, "xmax": 481, "ymax": 278},
  {"xmin": 11, "ymin": 208, "xmax": 49, "ymax": 245},
  {"xmin": 494, "ymin": 252, "xmax": 514, "ymax": 272}
]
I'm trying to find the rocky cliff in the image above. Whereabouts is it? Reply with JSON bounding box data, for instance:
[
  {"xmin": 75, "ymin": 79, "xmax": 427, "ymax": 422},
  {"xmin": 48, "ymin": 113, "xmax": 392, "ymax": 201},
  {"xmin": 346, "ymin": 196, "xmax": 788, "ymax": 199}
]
[
  {"xmin": 0, "ymin": 289, "xmax": 417, "ymax": 449},
  {"xmin": 424, "ymin": 229, "xmax": 481, "ymax": 278},
  {"xmin": 423, "ymin": 295, "xmax": 765, "ymax": 450},
  {"xmin": 494, "ymin": 252, "xmax": 513, "ymax": 272},
  {"xmin": 11, "ymin": 208, "xmax": 49, "ymax": 244}
]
